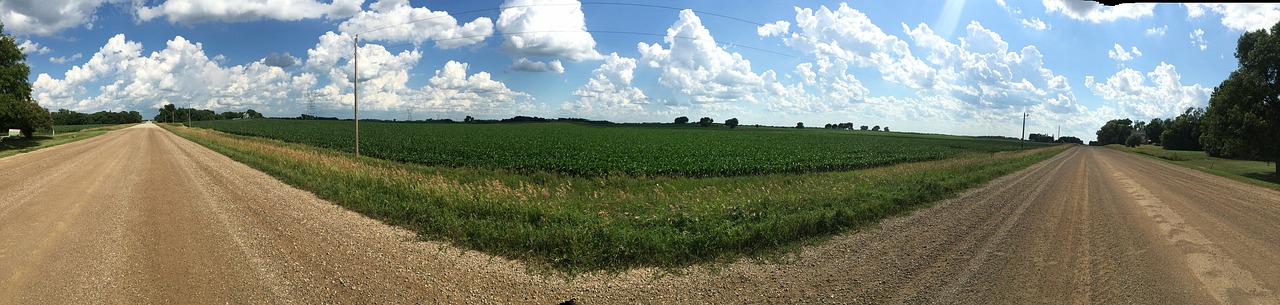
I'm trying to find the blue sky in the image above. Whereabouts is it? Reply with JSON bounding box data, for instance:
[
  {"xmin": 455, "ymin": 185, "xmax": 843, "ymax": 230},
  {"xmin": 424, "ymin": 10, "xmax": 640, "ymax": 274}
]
[{"xmin": 4, "ymin": 1, "xmax": 1275, "ymax": 140}]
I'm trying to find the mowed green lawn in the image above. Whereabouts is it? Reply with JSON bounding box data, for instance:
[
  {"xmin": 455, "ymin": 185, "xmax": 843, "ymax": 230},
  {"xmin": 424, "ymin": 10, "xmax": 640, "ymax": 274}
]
[
  {"xmin": 0, "ymin": 124, "xmax": 133, "ymax": 159},
  {"xmin": 1108, "ymin": 144, "xmax": 1279, "ymax": 190},
  {"xmin": 172, "ymin": 119, "xmax": 1067, "ymax": 273}
]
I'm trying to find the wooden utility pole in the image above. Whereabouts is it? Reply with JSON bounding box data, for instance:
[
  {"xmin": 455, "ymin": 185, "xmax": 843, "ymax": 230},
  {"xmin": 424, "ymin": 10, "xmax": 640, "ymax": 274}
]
[
  {"xmin": 1021, "ymin": 112, "xmax": 1028, "ymax": 149},
  {"xmin": 353, "ymin": 35, "xmax": 360, "ymax": 156}
]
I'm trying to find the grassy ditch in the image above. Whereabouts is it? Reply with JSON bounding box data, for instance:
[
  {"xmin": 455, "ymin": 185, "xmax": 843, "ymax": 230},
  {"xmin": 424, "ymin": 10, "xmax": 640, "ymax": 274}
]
[
  {"xmin": 1108, "ymin": 144, "xmax": 1279, "ymax": 190},
  {"xmin": 166, "ymin": 124, "xmax": 1068, "ymax": 274},
  {"xmin": 0, "ymin": 124, "xmax": 134, "ymax": 159}
]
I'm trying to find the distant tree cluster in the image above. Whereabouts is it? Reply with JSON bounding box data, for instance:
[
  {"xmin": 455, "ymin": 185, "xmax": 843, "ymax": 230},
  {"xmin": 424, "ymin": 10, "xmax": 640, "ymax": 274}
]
[
  {"xmin": 1095, "ymin": 118, "xmax": 1134, "ymax": 146},
  {"xmin": 1028, "ymin": 133, "xmax": 1054, "ymax": 143},
  {"xmin": 155, "ymin": 104, "xmax": 264, "ymax": 123},
  {"xmin": 1056, "ymin": 136, "xmax": 1084, "ymax": 144},
  {"xmin": 1097, "ymin": 110, "xmax": 1206, "ymax": 149},
  {"xmin": 698, "ymin": 117, "xmax": 714, "ymax": 127},
  {"xmin": 822, "ymin": 122, "xmax": 888, "ymax": 132},
  {"xmin": 298, "ymin": 114, "xmax": 339, "ymax": 120},
  {"xmin": 725, "ymin": 118, "xmax": 739, "ymax": 129},
  {"xmin": 51, "ymin": 109, "xmax": 142, "ymax": 125}
]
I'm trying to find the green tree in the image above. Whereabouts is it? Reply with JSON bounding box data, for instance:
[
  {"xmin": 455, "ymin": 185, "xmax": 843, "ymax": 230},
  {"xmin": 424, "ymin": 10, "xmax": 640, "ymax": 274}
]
[
  {"xmin": 698, "ymin": 117, "xmax": 713, "ymax": 127},
  {"xmin": 1201, "ymin": 24, "xmax": 1280, "ymax": 174},
  {"xmin": 219, "ymin": 111, "xmax": 243, "ymax": 120},
  {"xmin": 725, "ymin": 118, "xmax": 739, "ymax": 129},
  {"xmin": 674, "ymin": 116, "xmax": 689, "ymax": 124},
  {"xmin": 1095, "ymin": 118, "xmax": 1133, "ymax": 145},
  {"xmin": 1163, "ymin": 107, "xmax": 1204, "ymax": 151},
  {"xmin": 245, "ymin": 109, "xmax": 263, "ymax": 119},
  {"xmin": 0, "ymin": 22, "xmax": 52, "ymax": 137},
  {"xmin": 1145, "ymin": 118, "xmax": 1165, "ymax": 145},
  {"xmin": 155, "ymin": 104, "xmax": 178, "ymax": 123},
  {"xmin": 796, "ymin": 122, "xmax": 804, "ymax": 129}
]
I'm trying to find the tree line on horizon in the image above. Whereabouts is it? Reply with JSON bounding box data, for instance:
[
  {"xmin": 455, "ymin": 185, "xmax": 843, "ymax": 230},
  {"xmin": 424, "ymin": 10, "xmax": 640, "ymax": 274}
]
[
  {"xmin": 51, "ymin": 109, "xmax": 142, "ymax": 125},
  {"xmin": 154, "ymin": 104, "xmax": 264, "ymax": 123}
]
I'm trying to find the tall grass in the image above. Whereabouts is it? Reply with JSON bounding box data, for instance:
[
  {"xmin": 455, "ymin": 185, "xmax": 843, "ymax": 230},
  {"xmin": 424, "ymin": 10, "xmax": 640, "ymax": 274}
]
[{"xmin": 167, "ymin": 124, "xmax": 1068, "ymax": 274}]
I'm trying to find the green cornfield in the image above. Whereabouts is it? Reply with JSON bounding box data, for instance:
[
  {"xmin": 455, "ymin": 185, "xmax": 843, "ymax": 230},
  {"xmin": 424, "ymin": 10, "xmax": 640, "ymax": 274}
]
[{"xmin": 192, "ymin": 119, "xmax": 1050, "ymax": 177}]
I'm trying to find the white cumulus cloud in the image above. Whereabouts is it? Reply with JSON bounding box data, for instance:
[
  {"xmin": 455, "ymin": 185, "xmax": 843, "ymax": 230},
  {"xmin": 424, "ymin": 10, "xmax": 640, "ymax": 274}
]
[
  {"xmin": 561, "ymin": 53, "xmax": 650, "ymax": 119},
  {"xmin": 337, "ymin": 0, "xmax": 494, "ymax": 49},
  {"xmin": 497, "ymin": 0, "xmax": 603, "ymax": 61},
  {"xmin": 638, "ymin": 9, "xmax": 765, "ymax": 104},
  {"xmin": 510, "ymin": 58, "xmax": 564, "ymax": 73},
  {"xmin": 1146, "ymin": 25, "xmax": 1168, "ymax": 36},
  {"xmin": 904, "ymin": 21, "xmax": 1080, "ymax": 114},
  {"xmin": 32, "ymin": 34, "xmax": 317, "ymax": 116},
  {"xmin": 1108, "ymin": 43, "xmax": 1141, "ymax": 62},
  {"xmin": 774, "ymin": 3, "xmax": 937, "ymax": 89},
  {"xmin": 1190, "ymin": 28, "xmax": 1207, "ymax": 51},
  {"xmin": 18, "ymin": 39, "xmax": 50, "ymax": 55},
  {"xmin": 1185, "ymin": 4, "xmax": 1280, "ymax": 32},
  {"xmin": 49, "ymin": 53, "xmax": 83, "ymax": 64},
  {"xmin": 1086, "ymin": 62, "xmax": 1212, "ymax": 120},
  {"xmin": 1043, "ymin": 0, "xmax": 1154, "ymax": 23},
  {"xmin": 1020, "ymin": 17, "xmax": 1049, "ymax": 31},
  {"xmin": 417, "ymin": 60, "xmax": 535, "ymax": 115},
  {"xmin": 137, "ymin": 0, "xmax": 362, "ymax": 23},
  {"xmin": 0, "ymin": 0, "xmax": 116, "ymax": 36},
  {"xmin": 757, "ymin": 20, "xmax": 791, "ymax": 37}
]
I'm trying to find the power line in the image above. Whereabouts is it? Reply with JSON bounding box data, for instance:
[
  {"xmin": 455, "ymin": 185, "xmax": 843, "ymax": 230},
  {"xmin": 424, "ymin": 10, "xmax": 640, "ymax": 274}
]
[
  {"xmin": 354, "ymin": 2, "xmax": 767, "ymax": 37},
  {"xmin": 350, "ymin": 2, "xmax": 803, "ymax": 60}
]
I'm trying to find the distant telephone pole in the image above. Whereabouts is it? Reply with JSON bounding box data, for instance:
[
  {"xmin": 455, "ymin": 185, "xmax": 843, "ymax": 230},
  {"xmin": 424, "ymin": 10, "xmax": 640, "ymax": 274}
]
[
  {"xmin": 353, "ymin": 34, "xmax": 360, "ymax": 157},
  {"xmin": 1021, "ymin": 112, "xmax": 1028, "ymax": 149}
]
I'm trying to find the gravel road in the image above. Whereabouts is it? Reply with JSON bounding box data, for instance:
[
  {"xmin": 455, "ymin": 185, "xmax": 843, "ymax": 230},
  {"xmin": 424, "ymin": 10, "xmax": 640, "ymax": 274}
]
[{"xmin": 1, "ymin": 122, "xmax": 1277, "ymax": 304}]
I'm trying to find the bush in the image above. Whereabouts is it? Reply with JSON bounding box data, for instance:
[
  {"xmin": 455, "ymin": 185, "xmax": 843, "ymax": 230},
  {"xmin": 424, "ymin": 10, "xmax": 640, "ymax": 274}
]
[
  {"xmin": 1125, "ymin": 134, "xmax": 1143, "ymax": 147},
  {"xmin": 698, "ymin": 117, "xmax": 713, "ymax": 127}
]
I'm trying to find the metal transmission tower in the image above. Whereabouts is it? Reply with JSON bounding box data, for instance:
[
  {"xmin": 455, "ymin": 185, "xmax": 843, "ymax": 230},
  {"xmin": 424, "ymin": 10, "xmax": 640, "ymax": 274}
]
[{"xmin": 303, "ymin": 91, "xmax": 319, "ymax": 118}]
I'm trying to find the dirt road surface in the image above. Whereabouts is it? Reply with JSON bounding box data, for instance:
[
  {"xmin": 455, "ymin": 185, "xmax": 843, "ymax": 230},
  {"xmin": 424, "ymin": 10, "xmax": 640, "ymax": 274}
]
[{"xmin": 1, "ymin": 122, "xmax": 1278, "ymax": 304}]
